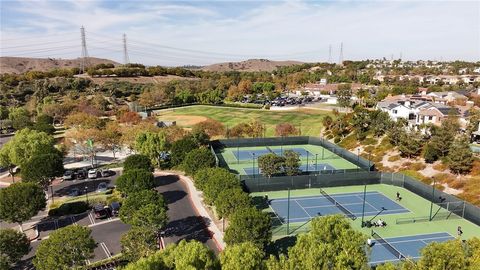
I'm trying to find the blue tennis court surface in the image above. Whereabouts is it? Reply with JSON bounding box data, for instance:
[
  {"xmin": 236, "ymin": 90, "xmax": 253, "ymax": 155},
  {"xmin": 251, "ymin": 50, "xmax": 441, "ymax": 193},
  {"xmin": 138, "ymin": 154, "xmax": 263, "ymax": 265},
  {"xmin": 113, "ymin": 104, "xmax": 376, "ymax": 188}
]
[
  {"xmin": 243, "ymin": 163, "xmax": 335, "ymax": 175},
  {"xmin": 232, "ymin": 148, "xmax": 271, "ymax": 161},
  {"xmin": 369, "ymin": 232, "xmax": 454, "ymax": 265},
  {"xmin": 269, "ymin": 191, "xmax": 409, "ymax": 223},
  {"xmin": 271, "ymin": 147, "xmax": 312, "ymax": 157}
]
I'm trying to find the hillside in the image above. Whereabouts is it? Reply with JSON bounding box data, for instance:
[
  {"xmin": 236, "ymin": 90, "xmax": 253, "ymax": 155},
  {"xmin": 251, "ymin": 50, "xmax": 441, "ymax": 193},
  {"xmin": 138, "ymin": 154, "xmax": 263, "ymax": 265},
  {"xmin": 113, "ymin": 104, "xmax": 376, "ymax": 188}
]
[
  {"xmin": 0, "ymin": 56, "xmax": 119, "ymax": 74},
  {"xmin": 202, "ymin": 59, "xmax": 304, "ymax": 72}
]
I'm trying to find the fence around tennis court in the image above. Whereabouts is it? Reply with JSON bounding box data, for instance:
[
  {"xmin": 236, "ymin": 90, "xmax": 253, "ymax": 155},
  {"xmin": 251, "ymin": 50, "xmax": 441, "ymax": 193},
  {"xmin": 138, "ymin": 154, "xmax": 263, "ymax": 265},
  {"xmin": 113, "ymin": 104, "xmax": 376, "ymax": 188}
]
[
  {"xmin": 241, "ymin": 171, "xmax": 480, "ymax": 228},
  {"xmin": 210, "ymin": 136, "xmax": 375, "ymax": 171}
]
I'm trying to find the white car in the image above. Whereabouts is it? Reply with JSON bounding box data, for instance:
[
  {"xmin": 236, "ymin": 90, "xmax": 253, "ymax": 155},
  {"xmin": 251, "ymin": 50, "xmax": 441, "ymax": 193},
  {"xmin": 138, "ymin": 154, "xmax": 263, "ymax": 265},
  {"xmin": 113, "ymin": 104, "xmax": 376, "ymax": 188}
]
[{"xmin": 88, "ymin": 169, "xmax": 98, "ymax": 179}]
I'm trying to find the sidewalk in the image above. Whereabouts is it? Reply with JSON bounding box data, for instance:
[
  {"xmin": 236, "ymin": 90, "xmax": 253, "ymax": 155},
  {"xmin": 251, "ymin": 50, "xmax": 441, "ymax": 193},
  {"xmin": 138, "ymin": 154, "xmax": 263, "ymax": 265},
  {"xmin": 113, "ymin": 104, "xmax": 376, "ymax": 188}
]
[{"xmin": 157, "ymin": 171, "xmax": 226, "ymax": 251}]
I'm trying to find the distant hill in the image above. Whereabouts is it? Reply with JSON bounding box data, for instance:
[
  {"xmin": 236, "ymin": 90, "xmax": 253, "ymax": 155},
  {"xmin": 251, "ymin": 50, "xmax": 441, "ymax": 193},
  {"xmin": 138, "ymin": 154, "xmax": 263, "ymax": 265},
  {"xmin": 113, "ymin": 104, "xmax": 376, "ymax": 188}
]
[
  {"xmin": 202, "ymin": 59, "xmax": 304, "ymax": 72},
  {"xmin": 0, "ymin": 57, "xmax": 119, "ymax": 74}
]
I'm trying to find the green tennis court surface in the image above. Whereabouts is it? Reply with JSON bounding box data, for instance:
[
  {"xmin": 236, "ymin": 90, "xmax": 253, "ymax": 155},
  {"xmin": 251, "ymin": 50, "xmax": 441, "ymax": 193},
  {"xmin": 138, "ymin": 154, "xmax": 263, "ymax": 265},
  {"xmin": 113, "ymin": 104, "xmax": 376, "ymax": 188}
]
[{"xmin": 219, "ymin": 144, "xmax": 359, "ymax": 175}]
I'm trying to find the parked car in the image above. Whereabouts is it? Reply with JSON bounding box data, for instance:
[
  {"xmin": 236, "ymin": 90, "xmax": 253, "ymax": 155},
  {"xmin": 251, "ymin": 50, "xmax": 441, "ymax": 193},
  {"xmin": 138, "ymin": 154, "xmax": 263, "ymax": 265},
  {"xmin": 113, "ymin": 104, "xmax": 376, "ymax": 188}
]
[
  {"xmin": 76, "ymin": 169, "xmax": 87, "ymax": 180},
  {"xmin": 100, "ymin": 169, "xmax": 110, "ymax": 178},
  {"xmin": 97, "ymin": 182, "xmax": 107, "ymax": 193},
  {"xmin": 93, "ymin": 204, "xmax": 110, "ymax": 219},
  {"xmin": 88, "ymin": 169, "xmax": 97, "ymax": 179},
  {"xmin": 110, "ymin": 202, "xmax": 121, "ymax": 216},
  {"xmin": 63, "ymin": 170, "xmax": 74, "ymax": 181},
  {"xmin": 69, "ymin": 188, "xmax": 80, "ymax": 197}
]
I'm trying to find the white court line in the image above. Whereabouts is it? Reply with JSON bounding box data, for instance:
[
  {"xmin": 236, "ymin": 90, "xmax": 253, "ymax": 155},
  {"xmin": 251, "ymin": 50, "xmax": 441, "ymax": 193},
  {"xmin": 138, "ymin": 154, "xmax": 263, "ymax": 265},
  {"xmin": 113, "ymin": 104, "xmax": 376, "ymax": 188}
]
[
  {"xmin": 294, "ymin": 199, "xmax": 312, "ymax": 218},
  {"xmin": 378, "ymin": 235, "xmax": 453, "ymax": 245},
  {"xmin": 100, "ymin": 242, "xmax": 112, "ymax": 258},
  {"xmin": 272, "ymin": 191, "xmax": 380, "ymax": 202},
  {"xmin": 268, "ymin": 204, "xmax": 285, "ymax": 224}
]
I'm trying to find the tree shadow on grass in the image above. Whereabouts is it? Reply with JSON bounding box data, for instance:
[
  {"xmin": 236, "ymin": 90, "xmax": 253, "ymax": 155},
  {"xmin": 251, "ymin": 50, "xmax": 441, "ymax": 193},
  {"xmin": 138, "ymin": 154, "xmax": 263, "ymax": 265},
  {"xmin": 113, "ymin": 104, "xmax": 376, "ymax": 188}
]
[{"xmin": 163, "ymin": 216, "xmax": 212, "ymax": 244}]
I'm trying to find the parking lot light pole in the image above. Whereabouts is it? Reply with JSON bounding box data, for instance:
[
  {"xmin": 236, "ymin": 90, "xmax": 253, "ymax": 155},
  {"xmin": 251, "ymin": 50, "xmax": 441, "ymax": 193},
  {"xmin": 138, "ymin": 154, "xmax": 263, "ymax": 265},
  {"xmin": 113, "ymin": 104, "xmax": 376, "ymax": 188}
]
[
  {"xmin": 252, "ymin": 153, "xmax": 256, "ymax": 179},
  {"xmin": 85, "ymin": 187, "xmax": 89, "ymax": 204}
]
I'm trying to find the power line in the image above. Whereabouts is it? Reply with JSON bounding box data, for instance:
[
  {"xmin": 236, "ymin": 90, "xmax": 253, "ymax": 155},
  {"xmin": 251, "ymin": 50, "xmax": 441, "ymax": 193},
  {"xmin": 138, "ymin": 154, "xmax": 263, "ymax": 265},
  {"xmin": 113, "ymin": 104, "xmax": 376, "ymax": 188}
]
[{"xmin": 338, "ymin": 42, "xmax": 343, "ymax": 65}]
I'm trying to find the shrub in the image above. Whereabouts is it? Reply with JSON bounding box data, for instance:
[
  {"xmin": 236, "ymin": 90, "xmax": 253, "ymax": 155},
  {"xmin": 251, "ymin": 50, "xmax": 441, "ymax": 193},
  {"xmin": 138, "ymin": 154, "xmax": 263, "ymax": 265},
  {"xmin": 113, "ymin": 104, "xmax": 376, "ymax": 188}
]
[
  {"xmin": 48, "ymin": 201, "xmax": 89, "ymax": 217},
  {"xmin": 433, "ymin": 162, "xmax": 449, "ymax": 171},
  {"xmin": 362, "ymin": 137, "xmax": 377, "ymax": 146},
  {"xmin": 333, "ymin": 137, "xmax": 341, "ymax": 143},
  {"xmin": 123, "ymin": 154, "xmax": 154, "ymax": 172},
  {"xmin": 170, "ymin": 137, "xmax": 198, "ymax": 166},
  {"xmin": 387, "ymin": 155, "xmax": 401, "ymax": 162}
]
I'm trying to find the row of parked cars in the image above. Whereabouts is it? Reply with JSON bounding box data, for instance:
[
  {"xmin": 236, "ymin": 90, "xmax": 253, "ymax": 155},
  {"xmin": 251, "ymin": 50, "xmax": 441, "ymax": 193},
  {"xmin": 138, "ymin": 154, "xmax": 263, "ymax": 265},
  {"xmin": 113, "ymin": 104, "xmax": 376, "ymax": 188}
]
[{"xmin": 63, "ymin": 168, "xmax": 112, "ymax": 181}]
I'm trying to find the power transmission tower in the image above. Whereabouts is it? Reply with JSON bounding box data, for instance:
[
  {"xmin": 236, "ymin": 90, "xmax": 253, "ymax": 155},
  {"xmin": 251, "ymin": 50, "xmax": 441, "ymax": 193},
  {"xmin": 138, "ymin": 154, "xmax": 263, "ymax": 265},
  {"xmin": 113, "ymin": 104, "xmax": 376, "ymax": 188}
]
[
  {"xmin": 328, "ymin": 44, "xmax": 332, "ymax": 63},
  {"xmin": 80, "ymin": 26, "xmax": 89, "ymax": 74},
  {"xmin": 338, "ymin": 42, "xmax": 343, "ymax": 65},
  {"xmin": 123, "ymin": 33, "xmax": 130, "ymax": 65}
]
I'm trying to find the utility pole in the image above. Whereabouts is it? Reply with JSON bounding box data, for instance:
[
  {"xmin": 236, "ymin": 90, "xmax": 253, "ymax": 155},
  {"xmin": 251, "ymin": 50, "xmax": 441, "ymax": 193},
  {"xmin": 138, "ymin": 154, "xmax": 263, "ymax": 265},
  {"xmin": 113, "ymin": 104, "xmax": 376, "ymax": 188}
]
[
  {"xmin": 80, "ymin": 26, "xmax": 89, "ymax": 74},
  {"xmin": 123, "ymin": 33, "xmax": 130, "ymax": 65},
  {"xmin": 338, "ymin": 42, "xmax": 343, "ymax": 65}
]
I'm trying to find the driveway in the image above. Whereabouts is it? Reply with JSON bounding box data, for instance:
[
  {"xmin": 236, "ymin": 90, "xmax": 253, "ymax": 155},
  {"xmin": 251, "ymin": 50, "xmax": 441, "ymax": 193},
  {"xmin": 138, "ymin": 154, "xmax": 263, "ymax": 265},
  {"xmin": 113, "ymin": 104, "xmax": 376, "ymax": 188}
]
[{"xmin": 154, "ymin": 174, "xmax": 220, "ymax": 254}]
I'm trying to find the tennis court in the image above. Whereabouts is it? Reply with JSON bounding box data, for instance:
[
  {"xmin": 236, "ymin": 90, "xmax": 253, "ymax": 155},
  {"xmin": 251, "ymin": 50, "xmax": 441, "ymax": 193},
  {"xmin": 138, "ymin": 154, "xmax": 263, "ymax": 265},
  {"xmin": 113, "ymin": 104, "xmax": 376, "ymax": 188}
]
[
  {"xmin": 243, "ymin": 163, "xmax": 335, "ymax": 175},
  {"xmin": 269, "ymin": 191, "xmax": 409, "ymax": 223},
  {"xmin": 369, "ymin": 232, "xmax": 455, "ymax": 265}
]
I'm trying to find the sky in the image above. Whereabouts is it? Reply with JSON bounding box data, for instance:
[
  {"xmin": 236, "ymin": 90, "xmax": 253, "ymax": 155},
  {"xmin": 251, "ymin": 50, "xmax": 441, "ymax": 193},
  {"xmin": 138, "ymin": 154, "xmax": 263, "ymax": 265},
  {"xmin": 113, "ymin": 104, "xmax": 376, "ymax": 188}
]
[{"xmin": 1, "ymin": 0, "xmax": 479, "ymax": 66}]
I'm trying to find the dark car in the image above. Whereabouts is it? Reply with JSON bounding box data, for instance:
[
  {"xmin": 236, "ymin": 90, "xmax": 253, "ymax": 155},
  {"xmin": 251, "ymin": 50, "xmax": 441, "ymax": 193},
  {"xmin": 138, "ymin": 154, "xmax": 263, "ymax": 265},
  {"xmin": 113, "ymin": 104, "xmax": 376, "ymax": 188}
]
[
  {"xmin": 75, "ymin": 169, "xmax": 87, "ymax": 179},
  {"xmin": 93, "ymin": 204, "xmax": 110, "ymax": 219},
  {"xmin": 110, "ymin": 202, "xmax": 121, "ymax": 216}
]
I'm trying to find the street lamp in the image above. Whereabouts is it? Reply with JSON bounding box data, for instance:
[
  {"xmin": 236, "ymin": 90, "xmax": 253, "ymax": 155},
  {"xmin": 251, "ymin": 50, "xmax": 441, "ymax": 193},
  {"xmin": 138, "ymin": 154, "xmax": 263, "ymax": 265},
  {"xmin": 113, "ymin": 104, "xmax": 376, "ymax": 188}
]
[{"xmin": 84, "ymin": 186, "xmax": 89, "ymax": 204}]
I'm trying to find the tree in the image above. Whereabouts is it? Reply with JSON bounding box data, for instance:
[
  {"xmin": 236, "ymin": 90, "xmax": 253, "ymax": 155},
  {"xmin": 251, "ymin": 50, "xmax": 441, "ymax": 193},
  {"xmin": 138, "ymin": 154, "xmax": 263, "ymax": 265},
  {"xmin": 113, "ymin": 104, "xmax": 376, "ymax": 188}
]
[
  {"xmin": 283, "ymin": 150, "xmax": 300, "ymax": 176},
  {"xmin": 246, "ymin": 119, "xmax": 265, "ymax": 138},
  {"xmin": 0, "ymin": 147, "xmax": 15, "ymax": 182},
  {"xmin": 116, "ymin": 169, "xmax": 155, "ymax": 195},
  {"xmin": 258, "ymin": 153, "xmax": 285, "ymax": 178},
  {"xmin": 162, "ymin": 240, "xmax": 218, "ymax": 270},
  {"xmin": 22, "ymin": 152, "xmax": 64, "ymax": 188},
  {"xmin": 170, "ymin": 137, "xmax": 197, "ymax": 166},
  {"xmin": 97, "ymin": 122, "xmax": 122, "ymax": 159},
  {"xmin": 224, "ymin": 207, "xmax": 271, "ymax": 248},
  {"xmin": 124, "ymin": 154, "xmax": 154, "ymax": 172},
  {"xmin": 121, "ymin": 227, "xmax": 158, "ymax": 262},
  {"xmin": 0, "ymin": 182, "xmax": 46, "ymax": 230},
  {"xmin": 429, "ymin": 118, "xmax": 459, "ymax": 157},
  {"xmin": 8, "ymin": 107, "xmax": 32, "ymax": 130},
  {"xmin": 447, "ymin": 135, "xmax": 473, "ymax": 174},
  {"xmin": 135, "ymin": 131, "xmax": 170, "ymax": 167},
  {"xmin": 275, "ymin": 123, "xmax": 298, "ymax": 137},
  {"xmin": 182, "ymin": 148, "xmax": 216, "ymax": 175},
  {"xmin": 124, "ymin": 239, "xmax": 218, "ymax": 270},
  {"xmin": 32, "ymin": 114, "xmax": 55, "ymax": 135},
  {"xmin": 202, "ymin": 170, "xmax": 240, "ymax": 205},
  {"xmin": 0, "ymin": 128, "xmax": 56, "ymax": 168},
  {"xmin": 0, "ymin": 228, "xmax": 30, "ymax": 268},
  {"xmin": 267, "ymin": 215, "xmax": 368, "ymax": 269},
  {"xmin": 220, "ymin": 242, "xmax": 265, "ymax": 270},
  {"xmin": 119, "ymin": 190, "xmax": 168, "ymax": 230},
  {"xmin": 193, "ymin": 119, "xmax": 225, "ymax": 137},
  {"xmin": 398, "ymin": 129, "xmax": 423, "ymax": 158},
  {"xmin": 424, "ymin": 142, "xmax": 441, "ymax": 163},
  {"xmin": 418, "ymin": 239, "xmax": 467, "ymax": 270},
  {"xmin": 387, "ymin": 118, "xmax": 408, "ymax": 146},
  {"xmin": 64, "ymin": 112, "xmax": 103, "ymax": 129},
  {"xmin": 33, "ymin": 225, "xmax": 96, "ymax": 270},
  {"xmin": 215, "ymin": 188, "xmax": 251, "ymax": 219},
  {"xmin": 336, "ymin": 84, "xmax": 352, "ymax": 108},
  {"xmin": 190, "ymin": 127, "xmax": 210, "ymax": 146}
]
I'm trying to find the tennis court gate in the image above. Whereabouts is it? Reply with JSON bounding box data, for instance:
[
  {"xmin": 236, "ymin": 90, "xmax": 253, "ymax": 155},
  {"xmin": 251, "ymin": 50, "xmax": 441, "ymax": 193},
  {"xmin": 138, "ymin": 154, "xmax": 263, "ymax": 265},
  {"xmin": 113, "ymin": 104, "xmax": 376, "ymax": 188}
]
[{"xmin": 210, "ymin": 136, "xmax": 375, "ymax": 171}]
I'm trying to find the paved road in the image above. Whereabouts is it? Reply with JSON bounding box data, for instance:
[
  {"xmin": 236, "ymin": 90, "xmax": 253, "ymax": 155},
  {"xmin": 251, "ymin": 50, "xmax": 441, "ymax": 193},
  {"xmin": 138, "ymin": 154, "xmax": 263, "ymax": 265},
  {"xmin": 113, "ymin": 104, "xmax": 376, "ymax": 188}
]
[{"xmin": 155, "ymin": 174, "xmax": 220, "ymax": 254}]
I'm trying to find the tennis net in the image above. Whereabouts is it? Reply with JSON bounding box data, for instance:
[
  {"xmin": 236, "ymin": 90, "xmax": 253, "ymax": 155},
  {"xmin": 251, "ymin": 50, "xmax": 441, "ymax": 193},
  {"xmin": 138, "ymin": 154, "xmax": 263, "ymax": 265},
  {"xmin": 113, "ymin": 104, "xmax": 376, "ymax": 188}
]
[
  {"xmin": 372, "ymin": 231, "xmax": 405, "ymax": 260},
  {"xmin": 320, "ymin": 189, "xmax": 357, "ymax": 220}
]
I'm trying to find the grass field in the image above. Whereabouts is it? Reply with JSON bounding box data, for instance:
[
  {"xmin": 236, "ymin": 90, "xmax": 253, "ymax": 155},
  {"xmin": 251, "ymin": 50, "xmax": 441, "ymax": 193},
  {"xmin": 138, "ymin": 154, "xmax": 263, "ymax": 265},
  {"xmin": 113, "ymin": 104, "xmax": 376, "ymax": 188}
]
[
  {"xmin": 219, "ymin": 144, "xmax": 359, "ymax": 175},
  {"xmin": 252, "ymin": 184, "xmax": 480, "ymax": 240},
  {"xmin": 155, "ymin": 105, "xmax": 333, "ymax": 137}
]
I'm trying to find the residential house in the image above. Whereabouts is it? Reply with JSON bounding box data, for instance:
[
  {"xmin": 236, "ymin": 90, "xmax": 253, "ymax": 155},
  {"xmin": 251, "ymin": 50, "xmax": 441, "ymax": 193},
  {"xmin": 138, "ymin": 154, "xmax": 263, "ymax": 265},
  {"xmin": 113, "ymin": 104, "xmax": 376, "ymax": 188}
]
[{"xmin": 417, "ymin": 103, "xmax": 459, "ymax": 126}]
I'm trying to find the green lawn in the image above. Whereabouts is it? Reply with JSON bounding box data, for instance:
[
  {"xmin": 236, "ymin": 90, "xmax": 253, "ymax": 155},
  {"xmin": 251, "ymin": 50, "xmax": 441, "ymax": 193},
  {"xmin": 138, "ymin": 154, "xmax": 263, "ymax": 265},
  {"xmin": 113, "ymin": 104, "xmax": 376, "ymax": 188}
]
[
  {"xmin": 252, "ymin": 184, "xmax": 480, "ymax": 240},
  {"xmin": 155, "ymin": 105, "xmax": 333, "ymax": 137}
]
